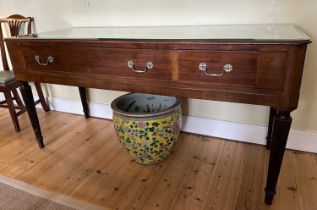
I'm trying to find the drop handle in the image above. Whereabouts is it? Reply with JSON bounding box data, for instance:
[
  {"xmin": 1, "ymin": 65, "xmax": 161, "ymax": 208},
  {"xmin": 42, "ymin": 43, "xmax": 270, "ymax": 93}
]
[
  {"xmin": 35, "ymin": 55, "xmax": 54, "ymax": 66},
  {"xmin": 199, "ymin": 63, "xmax": 233, "ymax": 77},
  {"xmin": 127, "ymin": 60, "xmax": 153, "ymax": 73}
]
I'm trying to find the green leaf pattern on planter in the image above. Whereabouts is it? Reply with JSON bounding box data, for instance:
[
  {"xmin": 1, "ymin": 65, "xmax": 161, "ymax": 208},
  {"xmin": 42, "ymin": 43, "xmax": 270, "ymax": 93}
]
[{"xmin": 113, "ymin": 109, "xmax": 182, "ymax": 164}]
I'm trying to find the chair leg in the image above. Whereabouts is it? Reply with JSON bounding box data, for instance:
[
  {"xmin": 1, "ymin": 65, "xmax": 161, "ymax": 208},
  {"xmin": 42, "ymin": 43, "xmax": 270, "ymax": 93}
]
[
  {"xmin": 78, "ymin": 87, "xmax": 89, "ymax": 118},
  {"xmin": 3, "ymin": 90, "xmax": 21, "ymax": 132},
  {"xmin": 12, "ymin": 89, "xmax": 24, "ymax": 107},
  {"xmin": 34, "ymin": 82, "xmax": 50, "ymax": 112}
]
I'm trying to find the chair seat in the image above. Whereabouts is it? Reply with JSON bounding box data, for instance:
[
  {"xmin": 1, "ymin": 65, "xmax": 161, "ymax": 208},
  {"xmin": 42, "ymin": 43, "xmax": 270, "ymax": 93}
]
[{"xmin": 0, "ymin": 71, "xmax": 16, "ymax": 85}]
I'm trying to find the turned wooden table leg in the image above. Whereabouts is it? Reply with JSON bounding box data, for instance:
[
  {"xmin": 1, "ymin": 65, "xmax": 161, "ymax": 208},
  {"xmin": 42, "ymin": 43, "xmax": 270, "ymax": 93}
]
[
  {"xmin": 20, "ymin": 81, "xmax": 45, "ymax": 148},
  {"xmin": 265, "ymin": 111, "xmax": 292, "ymax": 205},
  {"xmin": 266, "ymin": 107, "xmax": 277, "ymax": 150},
  {"xmin": 79, "ymin": 87, "xmax": 89, "ymax": 118}
]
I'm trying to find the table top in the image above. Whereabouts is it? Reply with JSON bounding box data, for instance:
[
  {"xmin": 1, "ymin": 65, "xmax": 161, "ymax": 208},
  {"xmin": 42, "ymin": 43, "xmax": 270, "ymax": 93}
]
[{"xmin": 7, "ymin": 24, "xmax": 311, "ymax": 42}]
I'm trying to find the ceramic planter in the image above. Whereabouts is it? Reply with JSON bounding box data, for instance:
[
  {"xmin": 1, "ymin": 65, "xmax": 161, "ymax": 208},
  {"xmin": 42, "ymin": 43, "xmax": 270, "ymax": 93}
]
[{"xmin": 111, "ymin": 93, "xmax": 182, "ymax": 164}]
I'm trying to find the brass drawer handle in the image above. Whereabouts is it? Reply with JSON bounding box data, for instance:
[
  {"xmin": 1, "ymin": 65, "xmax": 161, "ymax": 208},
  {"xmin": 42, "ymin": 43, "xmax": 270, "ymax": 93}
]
[
  {"xmin": 199, "ymin": 63, "xmax": 233, "ymax": 77},
  {"xmin": 35, "ymin": 55, "xmax": 54, "ymax": 66},
  {"xmin": 127, "ymin": 60, "xmax": 153, "ymax": 73}
]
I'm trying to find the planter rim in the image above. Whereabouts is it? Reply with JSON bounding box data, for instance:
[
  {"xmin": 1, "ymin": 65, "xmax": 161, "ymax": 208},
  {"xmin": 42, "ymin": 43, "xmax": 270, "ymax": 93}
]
[{"xmin": 111, "ymin": 93, "xmax": 182, "ymax": 118}]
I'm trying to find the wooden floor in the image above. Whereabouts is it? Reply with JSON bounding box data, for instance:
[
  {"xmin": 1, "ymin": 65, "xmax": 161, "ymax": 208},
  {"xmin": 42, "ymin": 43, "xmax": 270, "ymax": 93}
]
[{"xmin": 0, "ymin": 109, "xmax": 317, "ymax": 210}]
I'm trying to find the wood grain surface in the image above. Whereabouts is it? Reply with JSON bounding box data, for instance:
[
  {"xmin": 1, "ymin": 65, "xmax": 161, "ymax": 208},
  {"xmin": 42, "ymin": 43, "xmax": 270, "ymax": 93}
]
[{"xmin": 5, "ymin": 39, "xmax": 309, "ymax": 111}]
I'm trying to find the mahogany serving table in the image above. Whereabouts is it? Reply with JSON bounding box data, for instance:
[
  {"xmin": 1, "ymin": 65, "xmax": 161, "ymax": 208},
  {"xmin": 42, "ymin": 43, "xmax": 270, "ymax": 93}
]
[{"xmin": 5, "ymin": 24, "xmax": 311, "ymax": 205}]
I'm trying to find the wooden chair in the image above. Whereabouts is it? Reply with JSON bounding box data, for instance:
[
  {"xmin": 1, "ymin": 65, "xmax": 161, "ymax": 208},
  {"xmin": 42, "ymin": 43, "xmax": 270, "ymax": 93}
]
[{"xmin": 0, "ymin": 14, "xmax": 51, "ymax": 132}]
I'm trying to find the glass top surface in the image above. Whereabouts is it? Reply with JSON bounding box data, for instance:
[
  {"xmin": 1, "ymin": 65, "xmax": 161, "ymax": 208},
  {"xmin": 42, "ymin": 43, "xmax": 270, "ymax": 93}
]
[{"xmin": 9, "ymin": 24, "xmax": 311, "ymax": 42}]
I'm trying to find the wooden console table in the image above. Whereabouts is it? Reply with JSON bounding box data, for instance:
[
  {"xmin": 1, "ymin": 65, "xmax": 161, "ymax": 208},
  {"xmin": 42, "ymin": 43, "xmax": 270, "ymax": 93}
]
[{"xmin": 5, "ymin": 24, "xmax": 311, "ymax": 205}]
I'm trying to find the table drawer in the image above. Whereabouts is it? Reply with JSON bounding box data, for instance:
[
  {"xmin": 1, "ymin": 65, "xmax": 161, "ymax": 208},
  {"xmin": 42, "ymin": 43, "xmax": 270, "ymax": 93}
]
[
  {"xmin": 179, "ymin": 50, "xmax": 258, "ymax": 87},
  {"xmin": 23, "ymin": 46, "xmax": 90, "ymax": 73},
  {"xmin": 23, "ymin": 46, "xmax": 173, "ymax": 80},
  {"xmin": 89, "ymin": 48, "xmax": 173, "ymax": 80}
]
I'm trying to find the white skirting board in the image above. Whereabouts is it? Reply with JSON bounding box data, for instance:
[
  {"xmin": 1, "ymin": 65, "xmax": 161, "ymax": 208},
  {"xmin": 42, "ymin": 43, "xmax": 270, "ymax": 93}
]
[{"xmin": 42, "ymin": 97, "xmax": 317, "ymax": 154}]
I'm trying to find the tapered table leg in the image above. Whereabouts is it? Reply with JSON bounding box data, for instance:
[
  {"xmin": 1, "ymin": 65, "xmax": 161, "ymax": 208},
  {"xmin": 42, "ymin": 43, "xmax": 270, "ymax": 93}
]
[
  {"xmin": 34, "ymin": 82, "xmax": 50, "ymax": 112},
  {"xmin": 78, "ymin": 87, "xmax": 89, "ymax": 118},
  {"xmin": 265, "ymin": 111, "xmax": 292, "ymax": 205},
  {"xmin": 266, "ymin": 107, "xmax": 277, "ymax": 150},
  {"xmin": 20, "ymin": 81, "xmax": 44, "ymax": 148}
]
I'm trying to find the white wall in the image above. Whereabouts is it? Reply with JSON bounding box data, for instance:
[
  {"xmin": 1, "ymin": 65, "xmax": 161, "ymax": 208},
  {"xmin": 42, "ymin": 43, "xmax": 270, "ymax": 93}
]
[{"xmin": 1, "ymin": 0, "xmax": 317, "ymax": 133}]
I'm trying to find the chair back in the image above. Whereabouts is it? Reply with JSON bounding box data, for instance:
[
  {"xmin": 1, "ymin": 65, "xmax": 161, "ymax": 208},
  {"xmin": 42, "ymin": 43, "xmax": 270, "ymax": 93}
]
[{"xmin": 0, "ymin": 14, "xmax": 34, "ymax": 70}]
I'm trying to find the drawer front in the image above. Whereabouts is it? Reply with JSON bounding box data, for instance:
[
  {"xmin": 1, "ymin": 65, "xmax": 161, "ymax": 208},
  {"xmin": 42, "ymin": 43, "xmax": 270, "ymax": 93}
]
[
  {"xmin": 89, "ymin": 48, "xmax": 173, "ymax": 80},
  {"xmin": 179, "ymin": 50, "xmax": 258, "ymax": 87},
  {"xmin": 23, "ymin": 46, "xmax": 173, "ymax": 80},
  {"xmin": 23, "ymin": 46, "xmax": 90, "ymax": 73}
]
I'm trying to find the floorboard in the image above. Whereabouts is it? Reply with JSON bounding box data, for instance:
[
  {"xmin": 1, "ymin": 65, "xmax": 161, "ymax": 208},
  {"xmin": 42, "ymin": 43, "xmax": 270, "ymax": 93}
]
[{"xmin": 0, "ymin": 109, "xmax": 317, "ymax": 210}]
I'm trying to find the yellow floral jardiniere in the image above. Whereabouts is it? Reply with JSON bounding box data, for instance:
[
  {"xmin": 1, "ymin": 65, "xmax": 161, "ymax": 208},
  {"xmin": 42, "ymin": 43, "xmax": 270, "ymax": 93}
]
[{"xmin": 111, "ymin": 93, "xmax": 182, "ymax": 164}]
